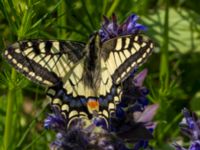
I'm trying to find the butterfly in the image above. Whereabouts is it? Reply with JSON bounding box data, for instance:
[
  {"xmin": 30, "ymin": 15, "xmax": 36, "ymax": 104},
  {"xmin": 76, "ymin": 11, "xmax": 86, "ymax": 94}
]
[{"xmin": 3, "ymin": 32, "xmax": 153, "ymax": 128}]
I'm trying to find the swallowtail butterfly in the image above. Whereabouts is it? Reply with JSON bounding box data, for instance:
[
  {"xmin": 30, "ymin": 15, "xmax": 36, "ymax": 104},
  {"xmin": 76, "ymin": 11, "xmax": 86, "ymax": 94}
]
[{"xmin": 3, "ymin": 32, "xmax": 153, "ymax": 128}]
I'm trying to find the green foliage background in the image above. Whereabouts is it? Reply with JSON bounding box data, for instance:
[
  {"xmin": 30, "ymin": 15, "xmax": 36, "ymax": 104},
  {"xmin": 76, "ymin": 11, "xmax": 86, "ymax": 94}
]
[{"xmin": 0, "ymin": 0, "xmax": 200, "ymax": 149}]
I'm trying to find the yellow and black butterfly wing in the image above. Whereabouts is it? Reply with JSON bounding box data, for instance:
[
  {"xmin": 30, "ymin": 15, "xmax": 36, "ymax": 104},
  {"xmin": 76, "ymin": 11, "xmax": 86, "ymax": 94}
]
[
  {"xmin": 3, "ymin": 39, "xmax": 95, "ymax": 126},
  {"xmin": 99, "ymin": 34, "xmax": 153, "ymax": 100},
  {"xmin": 3, "ymin": 40, "xmax": 86, "ymax": 88},
  {"xmin": 101, "ymin": 34, "xmax": 153, "ymax": 86},
  {"xmin": 96, "ymin": 34, "xmax": 153, "ymax": 121}
]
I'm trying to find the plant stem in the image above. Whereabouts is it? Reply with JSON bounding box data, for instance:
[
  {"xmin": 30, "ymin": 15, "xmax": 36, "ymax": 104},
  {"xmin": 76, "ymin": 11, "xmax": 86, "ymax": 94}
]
[
  {"xmin": 160, "ymin": 0, "xmax": 169, "ymax": 91},
  {"xmin": 107, "ymin": 0, "xmax": 120, "ymax": 17},
  {"xmin": 3, "ymin": 69, "xmax": 16, "ymax": 150},
  {"xmin": 57, "ymin": 0, "xmax": 67, "ymax": 39}
]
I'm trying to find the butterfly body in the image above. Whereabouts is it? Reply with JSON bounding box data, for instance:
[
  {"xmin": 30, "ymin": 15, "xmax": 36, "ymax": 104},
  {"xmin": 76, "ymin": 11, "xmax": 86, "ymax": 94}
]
[
  {"xmin": 83, "ymin": 33, "xmax": 102, "ymax": 96},
  {"xmin": 3, "ymin": 32, "xmax": 153, "ymax": 128}
]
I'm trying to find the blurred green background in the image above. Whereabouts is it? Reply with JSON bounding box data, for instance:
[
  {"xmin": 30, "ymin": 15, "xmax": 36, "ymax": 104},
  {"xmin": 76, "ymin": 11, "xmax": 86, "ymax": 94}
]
[{"xmin": 0, "ymin": 0, "xmax": 200, "ymax": 150}]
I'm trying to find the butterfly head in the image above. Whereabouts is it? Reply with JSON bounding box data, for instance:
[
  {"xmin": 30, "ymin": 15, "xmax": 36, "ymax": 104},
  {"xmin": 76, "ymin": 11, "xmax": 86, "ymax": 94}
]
[{"xmin": 88, "ymin": 32, "xmax": 101, "ymax": 45}]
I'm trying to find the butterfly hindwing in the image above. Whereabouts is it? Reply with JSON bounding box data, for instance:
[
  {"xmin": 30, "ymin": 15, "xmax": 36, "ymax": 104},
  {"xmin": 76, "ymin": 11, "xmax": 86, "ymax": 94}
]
[
  {"xmin": 49, "ymin": 86, "xmax": 117, "ymax": 128},
  {"xmin": 3, "ymin": 40, "xmax": 86, "ymax": 87}
]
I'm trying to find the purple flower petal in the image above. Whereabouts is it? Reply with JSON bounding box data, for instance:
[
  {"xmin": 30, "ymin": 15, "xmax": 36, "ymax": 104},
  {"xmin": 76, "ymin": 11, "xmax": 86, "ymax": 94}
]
[
  {"xmin": 134, "ymin": 69, "xmax": 148, "ymax": 87},
  {"xmin": 189, "ymin": 141, "xmax": 200, "ymax": 150},
  {"xmin": 99, "ymin": 13, "xmax": 146, "ymax": 42},
  {"xmin": 133, "ymin": 104, "xmax": 159, "ymax": 123}
]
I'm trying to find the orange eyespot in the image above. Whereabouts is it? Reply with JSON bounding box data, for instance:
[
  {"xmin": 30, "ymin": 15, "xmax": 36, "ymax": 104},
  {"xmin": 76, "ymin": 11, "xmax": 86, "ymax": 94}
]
[{"xmin": 87, "ymin": 99, "xmax": 99, "ymax": 114}]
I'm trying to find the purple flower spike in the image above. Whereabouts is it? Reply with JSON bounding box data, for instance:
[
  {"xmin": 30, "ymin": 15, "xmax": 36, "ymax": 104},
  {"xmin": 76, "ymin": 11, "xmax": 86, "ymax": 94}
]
[
  {"xmin": 44, "ymin": 107, "xmax": 66, "ymax": 131},
  {"xmin": 99, "ymin": 13, "xmax": 146, "ymax": 42},
  {"xmin": 174, "ymin": 108, "xmax": 200, "ymax": 150},
  {"xmin": 181, "ymin": 108, "xmax": 200, "ymax": 140}
]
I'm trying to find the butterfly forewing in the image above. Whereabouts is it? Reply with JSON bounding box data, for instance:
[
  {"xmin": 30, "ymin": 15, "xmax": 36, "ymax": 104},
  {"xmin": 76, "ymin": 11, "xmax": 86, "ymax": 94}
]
[
  {"xmin": 101, "ymin": 35, "xmax": 153, "ymax": 86},
  {"xmin": 3, "ymin": 40, "xmax": 86, "ymax": 87}
]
